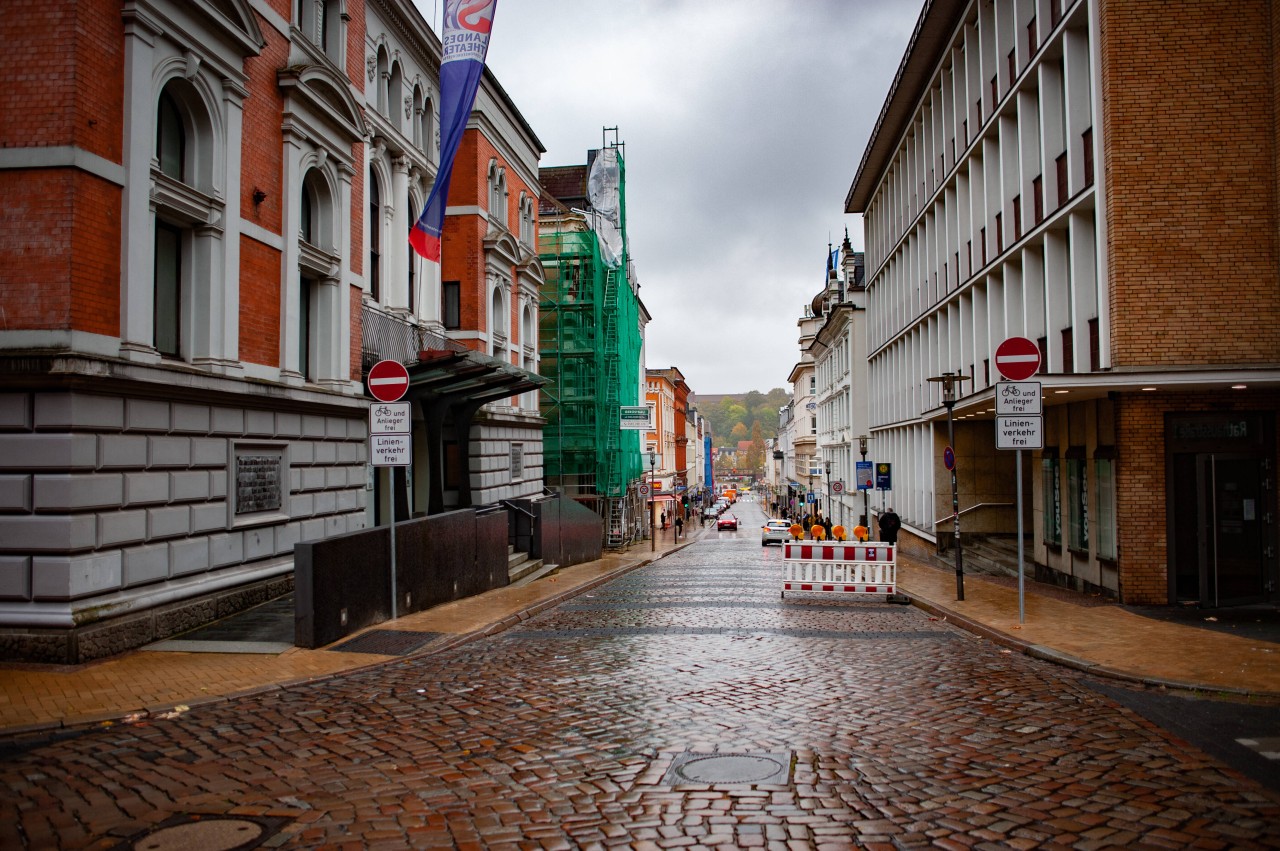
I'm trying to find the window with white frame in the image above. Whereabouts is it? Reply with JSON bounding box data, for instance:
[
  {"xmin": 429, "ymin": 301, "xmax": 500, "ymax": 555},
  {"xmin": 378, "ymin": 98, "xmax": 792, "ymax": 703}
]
[
  {"xmin": 488, "ymin": 160, "xmax": 506, "ymax": 222},
  {"xmin": 150, "ymin": 78, "xmax": 221, "ymax": 361},
  {"xmin": 519, "ymin": 193, "xmax": 535, "ymax": 245},
  {"xmin": 298, "ymin": 0, "xmax": 344, "ymax": 67},
  {"xmin": 510, "ymin": 443, "xmax": 524, "ymax": 479}
]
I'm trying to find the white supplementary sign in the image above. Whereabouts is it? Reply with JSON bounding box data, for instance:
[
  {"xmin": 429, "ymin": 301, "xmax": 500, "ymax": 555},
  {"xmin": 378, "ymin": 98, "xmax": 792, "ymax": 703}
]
[
  {"xmin": 371, "ymin": 434, "xmax": 412, "ymax": 466},
  {"xmin": 369, "ymin": 401, "xmax": 412, "ymax": 467},
  {"xmin": 620, "ymin": 406, "xmax": 654, "ymax": 431},
  {"xmin": 369, "ymin": 402, "xmax": 411, "ymax": 434},
  {"xmin": 996, "ymin": 381, "xmax": 1042, "ymax": 415},
  {"xmin": 996, "ymin": 415, "xmax": 1043, "ymax": 450}
]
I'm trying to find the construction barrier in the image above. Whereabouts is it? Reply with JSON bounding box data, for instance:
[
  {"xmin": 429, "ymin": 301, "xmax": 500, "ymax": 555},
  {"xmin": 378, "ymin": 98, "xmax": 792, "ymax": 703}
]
[{"xmin": 781, "ymin": 541, "xmax": 897, "ymax": 599}]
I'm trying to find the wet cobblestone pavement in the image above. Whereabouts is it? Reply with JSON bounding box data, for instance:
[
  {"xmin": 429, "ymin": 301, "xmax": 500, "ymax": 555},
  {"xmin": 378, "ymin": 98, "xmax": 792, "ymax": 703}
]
[{"xmin": 3, "ymin": 538, "xmax": 1279, "ymax": 849}]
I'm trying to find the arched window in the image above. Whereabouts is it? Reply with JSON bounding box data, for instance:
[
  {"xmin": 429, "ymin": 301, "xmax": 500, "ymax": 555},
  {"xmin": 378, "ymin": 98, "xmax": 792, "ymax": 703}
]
[
  {"xmin": 421, "ymin": 96, "xmax": 434, "ymax": 160},
  {"xmin": 368, "ymin": 165, "xmax": 381, "ymax": 300},
  {"xmin": 376, "ymin": 47, "xmax": 389, "ymax": 115},
  {"xmin": 388, "ymin": 62, "xmax": 403, "ymax": 133},
  {"xmin": 300, "ymin": 184, "xmax": 314, "ymax": 244},
  {"xmin": 487, "ymin": 159, "xmax": 506, "ymax": 222},
  {"xmin": 156, "ymin": 89, "xmax": 185, "ymax": 180},
  {"xmin": 407, "ymin": 189, "xmax": 416, "ymax": 313},
  {"xmin": 411, "ymin": 86, "xmax": 424, "ymax": 147},
  {"xmin": 490, "ymin": 287, "xmax": 505, "ymax": 358}
]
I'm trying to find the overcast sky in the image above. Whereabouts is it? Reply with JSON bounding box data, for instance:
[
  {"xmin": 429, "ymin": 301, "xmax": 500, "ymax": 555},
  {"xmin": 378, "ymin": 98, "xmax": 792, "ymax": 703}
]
[{"xmin": 418, "ymin": 0, "xmax": 921, "ymax": 394}]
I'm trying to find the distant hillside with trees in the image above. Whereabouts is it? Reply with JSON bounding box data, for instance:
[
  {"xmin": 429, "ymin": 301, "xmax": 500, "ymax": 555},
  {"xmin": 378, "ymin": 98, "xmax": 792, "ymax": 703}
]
[{"xmin": 697, "ymin": 388, "xmax": 790, "ymax": 447}]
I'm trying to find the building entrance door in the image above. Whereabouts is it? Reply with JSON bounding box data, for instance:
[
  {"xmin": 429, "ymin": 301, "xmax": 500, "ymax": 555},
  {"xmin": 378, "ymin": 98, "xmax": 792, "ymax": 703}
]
[{"xmin": 1171, "ymin": 453, "xmax": 1271, "ymax": 607}]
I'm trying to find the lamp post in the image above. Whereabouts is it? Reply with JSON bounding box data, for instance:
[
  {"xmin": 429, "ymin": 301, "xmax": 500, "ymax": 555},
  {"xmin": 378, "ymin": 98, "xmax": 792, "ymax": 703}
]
[
  {"xmin": 858, "ymin": 435, "xmax": 870, "ymax": 528},
  {"xmin": 928, "ymin": 372, "xmax": 971, "ymax": 600},
  {"xmin": 648, "ymin": 450, "xmax": 657, "ymax": 553},
  {"xmin": 824, "ymin": 459, "xmax": 832, "ymax": 524},
  {"xmin": 806, "ymin": 462, "xmax": 814, "ymax": 523}
]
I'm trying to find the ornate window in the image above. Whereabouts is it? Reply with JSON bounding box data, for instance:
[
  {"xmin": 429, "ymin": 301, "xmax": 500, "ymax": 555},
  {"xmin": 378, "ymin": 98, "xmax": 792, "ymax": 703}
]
[{"xmin": 368, "ymin": 165, "xmax": 381, "ymax": 301}]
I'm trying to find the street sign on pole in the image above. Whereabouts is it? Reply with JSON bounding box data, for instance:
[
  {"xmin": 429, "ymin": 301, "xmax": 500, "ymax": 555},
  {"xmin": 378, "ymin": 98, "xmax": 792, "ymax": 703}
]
[
  {"xmin": 368, "ymin": 359, "xmax": 410, "ymax": 403},
  {"xmin": 994, "ymin": 337, "xmax": 1041, "ymax": 381},
  {"xmin": 855, "ymin": 461, "xmax": 873, "ymax": 490},
  {"xmin": 996, "ymin": 416, "xmax": 1043, "ymax": 450},
  {"xmin": 831, "ymin": 480, "xmax": 844, "ymax": 494},
  {"xmin": 620, "ymin": 406, "xmax": 653, "ymax": 430},
  {"xmin": 996, "ymin": 381, "xmax": 1042, "ymax": 415}
]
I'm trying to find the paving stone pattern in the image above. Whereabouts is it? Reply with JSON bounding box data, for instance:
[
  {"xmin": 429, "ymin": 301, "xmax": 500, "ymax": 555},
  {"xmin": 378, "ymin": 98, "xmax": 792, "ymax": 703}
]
[{"xmin": 3, "ymin": 540, "xmax": 1279, "ymax": 849}]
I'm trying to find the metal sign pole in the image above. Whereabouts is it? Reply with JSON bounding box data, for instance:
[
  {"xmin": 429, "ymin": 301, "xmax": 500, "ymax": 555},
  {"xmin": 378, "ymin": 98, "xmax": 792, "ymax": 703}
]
[
  {"xmin": 1017, "ymin": 448, "xmax": 1025, "ymax": 624},
  {"xmin": 389, "ymin": 479, "xmax": 397, "ymax": 620}
]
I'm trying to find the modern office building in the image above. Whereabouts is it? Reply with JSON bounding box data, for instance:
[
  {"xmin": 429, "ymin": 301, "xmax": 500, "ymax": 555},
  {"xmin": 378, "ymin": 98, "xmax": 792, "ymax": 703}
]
[{"xmin": 845, "ymin": 0, "xmax": 1280, "ymax": 606}]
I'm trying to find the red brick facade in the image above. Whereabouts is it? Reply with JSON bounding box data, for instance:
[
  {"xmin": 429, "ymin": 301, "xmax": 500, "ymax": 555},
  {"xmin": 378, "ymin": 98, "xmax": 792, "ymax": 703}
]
[{"xmin": 1100, "ymin": 0, "xmax": 1280, "ymax": 368}]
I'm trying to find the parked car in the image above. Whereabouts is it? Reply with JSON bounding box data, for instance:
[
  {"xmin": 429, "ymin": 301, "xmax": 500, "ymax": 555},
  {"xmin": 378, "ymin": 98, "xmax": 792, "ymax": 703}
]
[
  {"xmin": 702, "ymin": 506, "xmax": 718, "ymax": 520},
  {"xmin": 761, "ymin": 519, "xmax": 792, "ymax": 546},
  {"xmin": 717, "ymin": 514, "xmax": 738, "ymax": 531}
]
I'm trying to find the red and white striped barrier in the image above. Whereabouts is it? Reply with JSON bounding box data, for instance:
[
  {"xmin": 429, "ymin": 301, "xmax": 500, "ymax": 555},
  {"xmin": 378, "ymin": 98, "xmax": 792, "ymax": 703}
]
[{"xmin": 781, "ymin": 540, "xmax": 897, "ymax": 599}]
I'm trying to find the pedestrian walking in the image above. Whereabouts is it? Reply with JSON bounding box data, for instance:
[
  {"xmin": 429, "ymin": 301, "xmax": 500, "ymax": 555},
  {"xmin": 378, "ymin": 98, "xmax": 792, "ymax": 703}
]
[
  {"xmin": 660, "ymin": 510, "xmax": 667, "ymax": 530},
  {"xmin": 878, "ymin": 507, "xmax": 901, "ymax": 544},
  {"xmin": 675, "ymin": 515, "xmax": 684, "ymax": 538}
]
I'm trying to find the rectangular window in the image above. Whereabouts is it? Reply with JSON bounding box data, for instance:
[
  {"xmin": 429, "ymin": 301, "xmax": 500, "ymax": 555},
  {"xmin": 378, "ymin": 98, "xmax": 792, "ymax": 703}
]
[
  {"xmin": 980, "ymin": 227, "xmax": 987, "ymax": 266},
  {"xmin": 990, "ymin": 75, "xmax": 998, "ymax": 108},
  {"xmin": 995, "ymin": 213, "xmax": 1003, "ymax": 254},
  {"xmin": 154, "ymin": 222, "xmax": 181, "ymax": 357},
  {"xmin": 1056, "ymin": 152, "xmax": 1069, "ymax": 204},
  {"xmin": 442, "ymin": 280, "xmax": 461, "ymax": 329},
  {"xmin": 1012, "ymin": 195, "xmax": 1022, "ymax": 240},
  {"xmin": 299, "ymin": 277, "xmax": 314, "ymax": 380},
  {"xmin": 1088, "ymin": 317, "xmax": 1100, "ymax": 371},
  {"xmin": 1095, "ymin": 456, "xmax": 1117, "ymax": 559},
  {"xmin": 810, "ymin": 416, "xmax": 817, "ymax": 436},
  {"xmin": 1036, "ymin": 336, "xmax": 1048, "ymax": 370},
  {"xmin": 510, "ymin": 443, "xmax": 524, "ymax": 479},
  {"xmin": 1042, "ymin": 454, "xmax": 1061, "ymax": 546},
  {"xmin": 1067, "ymin": 454, "xmax": 1089, "ymax": 551},
  {"xmin": 1027, "ymin": 16, "xmax": 1037, "ymax": 53},
  {"xmin": 1007, "ymin": 49, "xmax": 1016, "ymax": 83},
  {"xmin": 1082, "ymin": 127, "xmax": 1094, "ymax": 187},
  {"xmin": 1062, "ymin": 327, "xmax": 1074, "ymax": 373},
  {"xmin": 1033, "ymin": 175, "xmax": 1044, "ymax": 223},
  {"xmin": 1050, "ymin": 0, "xmax": 1062, "ymax": 28}
]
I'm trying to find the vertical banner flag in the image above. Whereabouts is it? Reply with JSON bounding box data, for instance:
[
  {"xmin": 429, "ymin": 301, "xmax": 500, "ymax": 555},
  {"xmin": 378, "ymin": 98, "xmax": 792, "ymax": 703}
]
[{"xmin": 409, "ymin": 0, "xmax": 497, "ymax": 261}]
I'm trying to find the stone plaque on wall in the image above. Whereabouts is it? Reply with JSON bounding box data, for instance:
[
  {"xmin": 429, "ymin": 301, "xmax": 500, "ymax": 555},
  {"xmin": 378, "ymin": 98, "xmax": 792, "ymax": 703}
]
[{"xmin": 236, "ymin": 452, "xmax": 283, "ymax": 514}]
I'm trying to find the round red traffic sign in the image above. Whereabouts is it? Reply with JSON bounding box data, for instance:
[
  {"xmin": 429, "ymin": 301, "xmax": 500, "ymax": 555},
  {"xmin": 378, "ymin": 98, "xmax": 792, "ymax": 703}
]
[
  {"xmin": 367, "ymin": 359, "xmax": 410, "ymax": 402},
  {"xmin": 994, "ymin": 337, "xmax": 1041, "ymax": 381}
]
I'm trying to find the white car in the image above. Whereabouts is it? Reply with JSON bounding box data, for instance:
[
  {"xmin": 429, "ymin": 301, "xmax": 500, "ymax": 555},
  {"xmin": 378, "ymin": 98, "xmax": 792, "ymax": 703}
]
[{"xmin": 761, "ymin": 519, "xmax": 792, "ymax": 546}]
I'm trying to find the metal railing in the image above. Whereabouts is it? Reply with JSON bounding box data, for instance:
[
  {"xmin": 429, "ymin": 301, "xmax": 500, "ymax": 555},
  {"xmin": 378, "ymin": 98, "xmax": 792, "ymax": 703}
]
[
  {"xmin": 933, "ymin": 501, "xmax": 1015, "ymax": 553},
  {"xmin": 360, "ymin": 304, "xmax": 466, "ymax": 372}
]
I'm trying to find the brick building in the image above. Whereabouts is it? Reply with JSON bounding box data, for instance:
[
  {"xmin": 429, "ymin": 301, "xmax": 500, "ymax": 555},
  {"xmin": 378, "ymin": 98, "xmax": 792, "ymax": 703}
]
[
  {"xmin": 845, "ymin": 0, "xmax": 1280, "ymax": 607},
  {"xmin": 0, "ymin": 0, "xmax": 542, "ymax": 663}
]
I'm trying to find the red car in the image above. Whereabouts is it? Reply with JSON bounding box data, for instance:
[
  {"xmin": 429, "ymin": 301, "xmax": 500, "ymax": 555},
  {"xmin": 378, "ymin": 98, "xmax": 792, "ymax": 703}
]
[{"xmin": 717, "ymin": 514, "xmax": 738, "ymax": 531}]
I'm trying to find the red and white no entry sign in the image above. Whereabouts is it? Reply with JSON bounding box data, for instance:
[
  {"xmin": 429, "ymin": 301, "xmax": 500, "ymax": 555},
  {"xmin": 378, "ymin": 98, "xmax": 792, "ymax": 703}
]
[
  {"xmin": 994, "ymin": 337, "xmax": 1041, "ymax": 381},
  {"xmin": 367, "ymin": 359, "xmax": 410, "ymax": 403}
]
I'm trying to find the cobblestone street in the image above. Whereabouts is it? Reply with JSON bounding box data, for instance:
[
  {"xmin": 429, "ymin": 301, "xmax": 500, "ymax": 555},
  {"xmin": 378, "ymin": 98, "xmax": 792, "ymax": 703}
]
[{"xmin": 3, "ymin": 533, "xmax": 1279, "ymax": 849}]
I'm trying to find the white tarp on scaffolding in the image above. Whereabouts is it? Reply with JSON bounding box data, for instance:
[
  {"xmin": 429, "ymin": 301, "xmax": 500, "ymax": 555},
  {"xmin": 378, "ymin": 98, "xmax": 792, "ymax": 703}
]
[{"xmin": 577, "ymin": 147, "xmax": 624, "ymax": 268}]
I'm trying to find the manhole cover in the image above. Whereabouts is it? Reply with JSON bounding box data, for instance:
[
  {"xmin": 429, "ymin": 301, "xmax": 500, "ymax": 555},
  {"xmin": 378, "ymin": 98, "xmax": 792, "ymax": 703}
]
[
  {"xmin": 661, "ymin": 751, "xmax": 792, "ymax": 785},
  {"xmin": 328, "ymin": 629, "xmax": 442, "ymax": 655},
  {"xmin": 111, "ymin": 814, "xmax": 289, "ymax": 851}
]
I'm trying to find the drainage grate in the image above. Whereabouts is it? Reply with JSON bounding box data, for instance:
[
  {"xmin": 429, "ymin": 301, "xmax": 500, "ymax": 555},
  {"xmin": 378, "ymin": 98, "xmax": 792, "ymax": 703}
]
[
  {"xmin": 661, "ymin": 751, "xmax": 793, "ymax": 786},
  {"xmin": 109, "ymin": 813, "xmax": 290, "ymax": 851},
  {"xmin": 328, "ymin": 629, "xmax": 443, "ymax": 656}
]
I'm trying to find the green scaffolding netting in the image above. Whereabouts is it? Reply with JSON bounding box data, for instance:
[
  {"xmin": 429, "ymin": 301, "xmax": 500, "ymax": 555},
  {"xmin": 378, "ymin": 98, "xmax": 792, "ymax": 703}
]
[{"xmin": 538, "ymin": 192, "xmax": 643, "ymax": 498}]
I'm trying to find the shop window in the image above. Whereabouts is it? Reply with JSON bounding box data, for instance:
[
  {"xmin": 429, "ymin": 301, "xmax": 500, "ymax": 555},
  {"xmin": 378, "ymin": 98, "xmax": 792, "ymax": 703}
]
[
  {"xmin": 1095, "ymin": 454, "xmax": 1116, "ymax": 559},
  {"xmin": 1067, "ymin": 452, "xmax": 1089, "ymax": 552},
  {"xmin": 1042, "ymin": 453, "xmax": 1061, "ymax": 546}
]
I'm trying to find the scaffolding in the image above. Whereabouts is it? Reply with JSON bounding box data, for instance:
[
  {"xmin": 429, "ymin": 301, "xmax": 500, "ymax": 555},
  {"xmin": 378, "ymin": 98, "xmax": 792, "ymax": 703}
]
[{"xmin": 539, "ymin": 147, "xmax": 644, "ymax": 547}]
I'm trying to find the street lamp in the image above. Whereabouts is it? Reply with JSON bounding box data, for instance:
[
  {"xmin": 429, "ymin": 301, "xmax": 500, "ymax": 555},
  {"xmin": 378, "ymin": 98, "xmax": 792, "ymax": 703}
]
[
  {"xmin": 928, "ymin": 372, "xmax": 971, "ymax": 601},
  {"xmin": 858, "ymin": 435, "xmax": 870, "ymax": 528},
  {"xmin": 648, "ymin": 450, "xmax": 657, "ymax": 553},
  {"xmin": 824, "ymin": 459, "xmax": 832, "ymax": 524}
]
